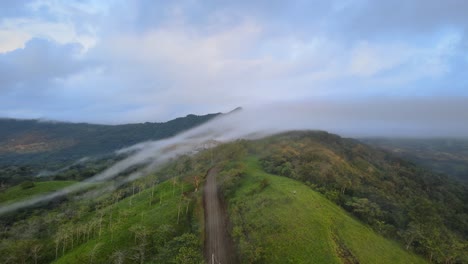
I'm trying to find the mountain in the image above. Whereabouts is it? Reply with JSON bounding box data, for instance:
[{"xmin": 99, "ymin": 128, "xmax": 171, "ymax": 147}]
[
  {"xmin": 361, "ymin": 138, "xmax": 468, "ymax": 182},
  {"xmin": 0, "ymin": 130, "xmax": 466, "ymax": 263},
  {"xmin": 0, "ymin": 113, "xmax": 220, "ymax": 167}
]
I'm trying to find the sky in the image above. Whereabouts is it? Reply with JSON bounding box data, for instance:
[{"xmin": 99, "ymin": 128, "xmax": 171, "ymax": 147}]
[{"xmin": 0, "ymin": 0, "xmax": 467, "ymax": 124}]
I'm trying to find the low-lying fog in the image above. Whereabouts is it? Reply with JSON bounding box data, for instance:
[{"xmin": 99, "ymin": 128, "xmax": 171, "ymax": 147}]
[{"xmin": 2, "ymin": 98, "xmax": 467, "ymax": 214}]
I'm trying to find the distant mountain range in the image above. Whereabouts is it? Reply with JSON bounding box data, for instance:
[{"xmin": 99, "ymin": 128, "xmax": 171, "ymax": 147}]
[
  {"xmin": 362, "ymin": 138, "xmax": 468, "ymax": 182},
  {"xmin": 0, "ymin": 112, "xmax": 220, "ymax": 166}
]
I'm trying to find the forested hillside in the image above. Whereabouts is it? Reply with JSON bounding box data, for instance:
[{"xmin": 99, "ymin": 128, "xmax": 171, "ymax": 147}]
[
  {"xmin": 251, "ymin": 132, "xmax": 467, "ymax": 262},
  {"xmin": 0, "ymin": 113, "xmax": 219, "ymax": 185},
  {"xmin": 204, "ymin": 132, "xmax": 467, "ymax": 262},
  {"xmin": 0, "ymin": 113, "xmax": 219, "ymax": 165},
  {"xmin": 0, "ymin": 155, "xmax": 210, "ymax": 264}
]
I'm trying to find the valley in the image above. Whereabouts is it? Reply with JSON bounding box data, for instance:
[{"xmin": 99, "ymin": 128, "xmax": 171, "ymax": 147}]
[{"xmin": 362, "ymin": 138, "xmax": 468, "ymax": 182}]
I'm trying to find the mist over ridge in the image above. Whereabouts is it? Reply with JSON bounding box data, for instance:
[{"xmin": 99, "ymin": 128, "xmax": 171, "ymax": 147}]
[{"xmin": 2, "ymin": 97, "xmax": 468, "ymax": 215}]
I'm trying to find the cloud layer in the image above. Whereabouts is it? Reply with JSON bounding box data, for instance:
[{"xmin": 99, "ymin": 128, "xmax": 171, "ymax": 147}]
[{"xmin": 0, "ymin": 0, "xmax": 467, "ymax": 124}]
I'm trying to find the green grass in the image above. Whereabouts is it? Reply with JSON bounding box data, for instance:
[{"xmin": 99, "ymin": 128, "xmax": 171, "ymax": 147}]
[
  {"xmin": 53, "ymin": 179, "xmax": 199, "ymax": 264},
  {"xmin": 228, "ymin": 157, "xmax": 426, "ymax": 264},
  {"xmin": 0, "ymin": 180, "xmax": 77, "ymax": 204}
]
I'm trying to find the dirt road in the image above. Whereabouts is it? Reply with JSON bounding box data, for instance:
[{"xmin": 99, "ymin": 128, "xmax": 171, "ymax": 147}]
[{"xmin": 203, "ymin": 168, "xmax": 236, "ymax": 264}]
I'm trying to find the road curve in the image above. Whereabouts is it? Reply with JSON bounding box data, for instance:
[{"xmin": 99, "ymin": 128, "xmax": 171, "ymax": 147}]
[{"xmin": 203, "ymin": 168, "xmax": 236, "ymax": 264}]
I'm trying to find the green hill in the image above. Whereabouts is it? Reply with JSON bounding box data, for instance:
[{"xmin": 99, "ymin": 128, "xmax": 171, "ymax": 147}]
[
  {"xmin": 227, "ymin": 157, "xmax": 425, "ymax": 263},
  {"xmin": 213, "ymin": 132, "xmax": 467, "ymax": 263}
]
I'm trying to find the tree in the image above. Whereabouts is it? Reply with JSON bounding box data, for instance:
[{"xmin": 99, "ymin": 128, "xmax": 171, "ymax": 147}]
[
  {"xmin": 345, "ymin": 198, "xmax": 382, "ymax": 225},
  {"xmin": 193, "ymin": 175, "xmax": 201, "ymax": 192},
  {"xmin": 154, "ymin": 224, "xmax": 175, "ymax": 247},
  {"xmin": 129, "ymin": 224, "xmax": 150, "ymax": 245},
  {"xmin": 88, "ymin": 243, "xmax": 102, "ymax": 264},
  {"xmin": 129, "ymin": 224, "xmax": 151, "ymax": 264},
  {"xmin": 30, "ymin": 243, "xmax": 42, "ymax": 264},
  {"xmin": 150, "ymin": 176, "xmax": 159, "ymax": 205},
  {"xmin": 157, "ymin": 233, "xmax": 203, "ymax": 264},
  {"xmin": 172, "ymin": 177, "xmax": 178, "ymax": 197},
  {"xmin": 110, "ymin": 249, "xmax": 126, "ymax": 264},
  {"xmin": 54, "ymin": 233, "xmax": 62, "ymax": 259}
]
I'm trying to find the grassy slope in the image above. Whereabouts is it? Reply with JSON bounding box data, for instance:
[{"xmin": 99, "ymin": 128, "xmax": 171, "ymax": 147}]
[
  {"xmin": 54, "ymin": 179, "xmax": 202, "ymax": 264},
  {"xmin": 228, "ymin": 158, "xmax": 426, "ymax": 264},
  {"xmin": 0, "ymin": 181, "xmax": 77, "ymax": 204}
]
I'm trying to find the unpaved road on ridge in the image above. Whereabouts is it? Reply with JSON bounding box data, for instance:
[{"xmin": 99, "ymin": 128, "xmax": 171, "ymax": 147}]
[{"xmin": 204, "ymin": 168, "xmax": 236, "ymax": 264}]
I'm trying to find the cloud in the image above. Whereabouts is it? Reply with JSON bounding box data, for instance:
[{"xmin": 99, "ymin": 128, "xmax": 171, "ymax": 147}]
[
  {"xmin": 341, "ymin": 0, "xmax": 468, "ymax": 38},
  {"xmin": 0, "ymin": 0, "xmax": 467, "ymax": 123},
  {"xmin": 0, "ymin": 0, "xmax": 33, "ymax": 18},
  {"xmin": 0, "ymin": 38, "xmax": 87, "ymax": 89},
  {"xmin": 0, "ymin": 1, "xmax": 100, "ymax": 52}
]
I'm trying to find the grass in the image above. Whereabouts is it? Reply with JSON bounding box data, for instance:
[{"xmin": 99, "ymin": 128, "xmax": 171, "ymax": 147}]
[
  {"xmin": 228, "ymin": 157, "xmax": 427, "ymax": 264},
  {"xmin": 0, "ymin": 180, "xmax": 77, "ymax": 204}
]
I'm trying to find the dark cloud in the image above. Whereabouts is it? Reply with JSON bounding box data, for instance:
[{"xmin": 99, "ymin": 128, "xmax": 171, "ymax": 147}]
[
  {"xmin": 110, "ymin": 0, "xmax": 468, "ymax": 45},
  {"xmin": 107, "ymin": 0, "xmax": 332, "ymax": 36},
  {"xmin": 0, "ymin": 0, "xmax": 33, "ymax": 17},
  {"xmin": 339, "ymin": 0, "xmax": 468, "ymax": 39},
  {"xmin": 0, "ymin": 38, "xmax": 87, "ymax": 90}
]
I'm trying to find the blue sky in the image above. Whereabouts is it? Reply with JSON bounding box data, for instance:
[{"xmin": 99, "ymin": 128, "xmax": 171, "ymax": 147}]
[{"xmin": 0, "ymin": 0, "xmax": 467, "ymax": 124}]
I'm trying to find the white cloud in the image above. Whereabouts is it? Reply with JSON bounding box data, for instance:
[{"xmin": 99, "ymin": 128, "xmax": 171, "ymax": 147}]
[
  {"xmin": 0, "ymin": 17, "xmax": 97, "ymax": 52},
  {"xmin": 0, "ymin": 29, "xmax": 30, "ymax": 53},
  {"xmin": 349, "ymin": 41, "xmax": 407, "ymax": 77},
  {"xmin": 0, "ymin": 0, "xmax": 467, "ymax": 123}
]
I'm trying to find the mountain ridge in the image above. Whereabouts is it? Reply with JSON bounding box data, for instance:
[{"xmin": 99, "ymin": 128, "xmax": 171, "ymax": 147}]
[{"xmin": 0, "ymin": 112, "xmax": 221, "ymax": 165}]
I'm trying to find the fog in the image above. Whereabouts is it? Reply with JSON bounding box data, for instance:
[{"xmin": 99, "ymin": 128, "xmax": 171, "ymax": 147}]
[
  {"xmin": 36, "ymin": 157, "xmax": 91, "ymax": 178},
  {"xmin": 1, "ymin": 98, "xmax": 468, "ymax": 215}
]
